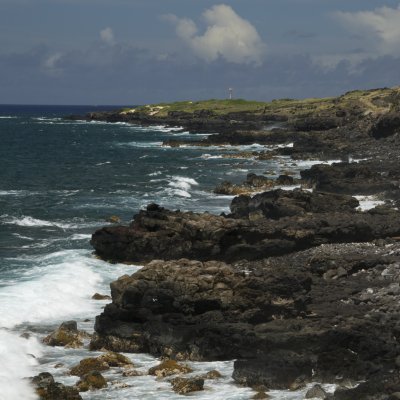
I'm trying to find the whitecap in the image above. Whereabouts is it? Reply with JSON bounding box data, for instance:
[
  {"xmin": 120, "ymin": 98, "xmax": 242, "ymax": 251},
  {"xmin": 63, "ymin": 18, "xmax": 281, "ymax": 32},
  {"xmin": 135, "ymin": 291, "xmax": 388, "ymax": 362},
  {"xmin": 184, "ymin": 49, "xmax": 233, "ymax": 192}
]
[
  {"xmin": 355, "ymin": 195, "xmax": 385, "ymax": 211},
  {"xmin": 0, "ymin": 330, "xmax": 42, "ymax": 400},
  {"xmin": 0, "ymin": 116, "xmax": 17, "ymax": 119}
]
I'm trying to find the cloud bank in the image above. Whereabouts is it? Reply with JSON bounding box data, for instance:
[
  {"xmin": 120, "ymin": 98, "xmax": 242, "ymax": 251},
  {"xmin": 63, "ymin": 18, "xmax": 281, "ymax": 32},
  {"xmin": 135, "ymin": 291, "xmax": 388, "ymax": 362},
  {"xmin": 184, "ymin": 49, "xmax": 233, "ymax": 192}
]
[
  {"xmin": 336, "ymin": 3, "xmax": 400, "ymax": 54},
  {"xmin": 165, "ymin": 4, "xmax": 266, "ymax": 65}
]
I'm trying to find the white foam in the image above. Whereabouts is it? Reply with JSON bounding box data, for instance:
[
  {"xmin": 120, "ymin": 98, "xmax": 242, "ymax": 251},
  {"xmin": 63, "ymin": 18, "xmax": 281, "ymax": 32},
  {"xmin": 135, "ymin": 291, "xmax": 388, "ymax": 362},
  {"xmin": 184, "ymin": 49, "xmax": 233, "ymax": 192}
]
[
  {"xmin": 0, "ymin": 116, "xmax": 17, "ymax": 119},
  {"xmin": 200, "ymin": 154, "xmax": 223, "ymax": 159},
  {"xmin": 355, "ymin": 195, "xmax": 385, "ymax": 211},
  {"xmin": 119, "ymin": 141, "xmax": 164, "ymax": 148},
  {"xmin": 0, "ymin": 330, "xmax": 42, "ymax": 400},
  {"xmin": 0, "ymin": 215, "xmax": 98, "ymax": 230},
  {"xmin": 168, "ymin": 176, "xmax": 199, "ymax": 191}
]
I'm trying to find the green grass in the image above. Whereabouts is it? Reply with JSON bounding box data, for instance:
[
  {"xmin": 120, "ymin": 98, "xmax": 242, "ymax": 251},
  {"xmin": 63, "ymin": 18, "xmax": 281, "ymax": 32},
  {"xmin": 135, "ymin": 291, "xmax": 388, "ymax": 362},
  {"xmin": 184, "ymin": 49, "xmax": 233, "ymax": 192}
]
[{"xmin": 120, "ymin": 87, "xmax": 400, "ymax": 118}]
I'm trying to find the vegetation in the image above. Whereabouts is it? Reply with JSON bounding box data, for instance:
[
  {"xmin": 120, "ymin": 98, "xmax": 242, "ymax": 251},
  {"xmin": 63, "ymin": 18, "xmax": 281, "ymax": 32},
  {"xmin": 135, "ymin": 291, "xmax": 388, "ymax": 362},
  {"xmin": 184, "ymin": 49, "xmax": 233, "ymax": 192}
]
[{"xmin": 121, "ymin": 87, "xmax": 400, "ymax": 119}]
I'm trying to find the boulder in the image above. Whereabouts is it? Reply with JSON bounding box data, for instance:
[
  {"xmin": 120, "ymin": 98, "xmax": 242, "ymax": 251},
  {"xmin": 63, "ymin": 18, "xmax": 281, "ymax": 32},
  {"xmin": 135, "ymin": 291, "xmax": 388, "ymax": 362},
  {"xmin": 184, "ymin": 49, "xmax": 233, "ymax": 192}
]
[
  {"xmin": 70, "ymin": 352, "xmax": 132, "ymax": 376},
  {"xmin": 76, "ymin": 371, "xmax": 107, "ymax": 392},
  {"xmin": 43, "ymin": 321, "xmax": 88, "ymax": 348},
  {"xmin": 148, "ymin": 360, "xmax": 193, "ymax": 377},
  {"xmin": 31, "ymin": 373, "xmax": 82, "ymax": 400},
  {"xmin": 305, "ymin": 384, "xmax": 328, "ymax": 399},
  {"xmin": 170, "ymin": 377, "xmax": 204, "ymax": 394}
]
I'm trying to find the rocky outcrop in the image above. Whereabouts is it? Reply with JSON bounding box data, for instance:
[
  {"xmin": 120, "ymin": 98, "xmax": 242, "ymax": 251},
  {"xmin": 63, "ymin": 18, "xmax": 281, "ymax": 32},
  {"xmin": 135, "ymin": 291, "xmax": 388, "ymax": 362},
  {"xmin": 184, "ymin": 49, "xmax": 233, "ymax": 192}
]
[
  {"xmin": 229, "ymin": 188, "xmax": 358, "ymax": 219},
  {"xmin": 91, "ymin": 201, "xmax": 400, "ymax": 263},
  {"xmin": 92, "ymin": 241, "xmax": 400, "ymax": 395},
  {"xmin": 301, "ymin": 162, "xmax": 399, "ymax": 196}
]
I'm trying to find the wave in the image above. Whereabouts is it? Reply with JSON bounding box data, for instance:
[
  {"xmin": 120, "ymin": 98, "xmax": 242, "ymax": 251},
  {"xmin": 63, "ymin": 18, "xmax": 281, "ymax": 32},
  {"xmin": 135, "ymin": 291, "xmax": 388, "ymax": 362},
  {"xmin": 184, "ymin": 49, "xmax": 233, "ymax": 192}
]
[
  {"xmin": 168, "ymin": 176, "xmax": 199, "ymax": 191},
  {"xmin": 0, "ymin": 330, "xmax": 42, "ymax": 400},
  {"xmin": 118, "ymin": 141, "xmax": 164, "ymax": 148},
  {"xmin": 0, "ymin": 116, "xmax": 17, "ymax": 119},
  {"xmin": 355, "ymin": 195, "xmax": 385, "ymax": 211},
  {"xmin": 0, "ymin": 215, "xmax": 101, "ymax": 230}
]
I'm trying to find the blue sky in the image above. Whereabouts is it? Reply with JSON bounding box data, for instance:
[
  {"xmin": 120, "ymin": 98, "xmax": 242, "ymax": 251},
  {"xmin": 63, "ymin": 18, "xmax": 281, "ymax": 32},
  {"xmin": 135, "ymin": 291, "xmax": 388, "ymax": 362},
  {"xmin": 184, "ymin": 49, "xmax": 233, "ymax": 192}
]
[{"xmin": 1, "ymin": 0, "xmax": 400, "ymax": 104}]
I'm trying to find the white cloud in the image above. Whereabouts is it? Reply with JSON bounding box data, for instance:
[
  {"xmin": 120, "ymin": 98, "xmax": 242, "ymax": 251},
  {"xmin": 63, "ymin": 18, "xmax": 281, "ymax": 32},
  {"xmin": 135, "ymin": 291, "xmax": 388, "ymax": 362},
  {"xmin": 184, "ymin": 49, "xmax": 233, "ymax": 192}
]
[
  {"xmin": 100, "ymin": 27, "xmax": 115, "ymax": 45},
  {"xmin": 165, "ymin": 4, "xmax": 266, "ymax": 65},
  {"xmin": 43, "ymin": 52, "xmax": 63, "ymax": 71},
  {"xmin": 336, "ymin": 4, "xmax": 400, "ymax": 54}
]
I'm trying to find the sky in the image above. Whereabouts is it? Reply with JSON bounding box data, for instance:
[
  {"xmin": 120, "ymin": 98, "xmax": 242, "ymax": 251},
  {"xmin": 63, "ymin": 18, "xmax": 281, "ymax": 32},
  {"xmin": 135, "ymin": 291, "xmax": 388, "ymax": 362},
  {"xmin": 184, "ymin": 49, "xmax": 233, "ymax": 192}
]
[{"xmin": 1, "ymin": 0, "xmax": 400, "ymax": 104}]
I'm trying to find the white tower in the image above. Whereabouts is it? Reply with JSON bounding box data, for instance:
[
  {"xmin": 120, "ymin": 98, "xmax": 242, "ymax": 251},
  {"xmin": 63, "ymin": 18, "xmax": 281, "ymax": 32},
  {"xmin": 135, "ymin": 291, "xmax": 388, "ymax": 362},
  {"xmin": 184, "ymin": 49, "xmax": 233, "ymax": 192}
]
[{"xmin": 228, "ymin": 88, "xmax": 233, "ymax": 100}]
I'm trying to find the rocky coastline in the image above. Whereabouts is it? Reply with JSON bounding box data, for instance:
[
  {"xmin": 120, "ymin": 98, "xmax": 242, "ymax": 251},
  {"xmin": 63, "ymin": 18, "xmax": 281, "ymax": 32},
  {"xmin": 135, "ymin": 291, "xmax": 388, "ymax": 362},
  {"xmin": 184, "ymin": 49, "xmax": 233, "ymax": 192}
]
[{"xmin": 43, "ymin": 87, "xmax": 400, "ymax": 399}]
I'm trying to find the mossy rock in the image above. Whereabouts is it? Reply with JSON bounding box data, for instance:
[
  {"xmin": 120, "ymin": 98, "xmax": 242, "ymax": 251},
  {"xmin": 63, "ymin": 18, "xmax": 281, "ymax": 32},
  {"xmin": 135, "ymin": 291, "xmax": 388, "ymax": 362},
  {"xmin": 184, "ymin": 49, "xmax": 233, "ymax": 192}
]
[
  {"xmin": 76, "ymin": 371, "xmax": 107, "ymax": 392},
  {"xmin": 97, "ymin": 351, "xmax": 133, "ymax": 367},
  {"xmin": 170, "ymin": 377, "xmax": 204, "ymax": 394},
  {"xmin": 70, "ymin": 358, "xmax": 109, "ymax": 377},
  {"xmin": 70, "ymin": 352, "xmax": 132, "ymax": 377},
  {"xmin": 92, "ymin": 293, "xmax": 111, "ymax": 300},
  {"xmin": 148, "ymin": 360, "xmax": 193, "ymax": 377}
]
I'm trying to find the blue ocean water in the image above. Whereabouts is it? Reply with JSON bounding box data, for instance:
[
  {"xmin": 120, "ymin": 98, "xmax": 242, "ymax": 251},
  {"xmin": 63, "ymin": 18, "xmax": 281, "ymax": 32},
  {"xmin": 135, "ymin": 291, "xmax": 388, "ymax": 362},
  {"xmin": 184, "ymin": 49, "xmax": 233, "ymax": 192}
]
[{"xmin": 0, "ymin": 105, "xmax": 330, "ymax": 399}]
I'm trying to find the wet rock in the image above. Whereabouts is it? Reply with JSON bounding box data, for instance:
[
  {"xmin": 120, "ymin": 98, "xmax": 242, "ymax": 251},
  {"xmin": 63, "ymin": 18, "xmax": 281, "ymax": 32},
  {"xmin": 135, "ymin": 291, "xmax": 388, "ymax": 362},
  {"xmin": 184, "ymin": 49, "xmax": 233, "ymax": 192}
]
[
  {"xmin": 70, "ymin": 352, "xmax": 132, "ymax": 376},
  {"xmin": 43, "ymin": 321, "xmax": 88, "ymax": 349},
  {"xmin": 252, "ymin": 392, "xmax": 271, "ymax": 399},
  {"xmin": 148, "ymin": 360, "xmax": 193, "ymax": 377},
  {"xmin": 305, "ymin": 384, "xmax": 328, "ymax": 399},
  {"xmin": 31, "ymin": 373, "xmax": 82, "ymax": 400},
  {"xmin": 170, "ymin": 377, "xmax": 204, "ymax": 394},
  {"xmin": 92, "ymin": 293, "xmax": 112, "ymax": 300},
  {"xmin": 202, "ymin": 370, "xmax": 222, "ymax": 379},
  {"xmin": 91, "ymin": 203, "xmax": 400, "ymax": 263},
  {"xmin": 76, "ymin": 371, "xmax": 107, "ymax": 392},
  {"xmin": 106, "ymin": 215, "xmax": 121, "ymax": 223}
]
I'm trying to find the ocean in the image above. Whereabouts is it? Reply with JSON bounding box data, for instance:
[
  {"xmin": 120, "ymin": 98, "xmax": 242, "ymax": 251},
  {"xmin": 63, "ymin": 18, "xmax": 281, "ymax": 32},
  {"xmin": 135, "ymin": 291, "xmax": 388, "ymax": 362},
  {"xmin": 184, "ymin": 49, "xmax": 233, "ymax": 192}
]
[{"xmin": 0, "ymin": 105, "xmax": 335, "ymax": 399}]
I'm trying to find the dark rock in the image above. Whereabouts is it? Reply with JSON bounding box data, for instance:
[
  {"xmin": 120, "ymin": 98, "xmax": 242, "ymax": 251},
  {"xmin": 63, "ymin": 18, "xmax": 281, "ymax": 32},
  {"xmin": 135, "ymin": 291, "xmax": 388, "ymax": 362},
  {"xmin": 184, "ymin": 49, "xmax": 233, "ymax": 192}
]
[
  {"xmin": 230, "ymin": 189, "xmax": 359, "ymax": 219},
  {"xmin": 300, "ymin": 162, "xmax": 397, "ymax": 195},
  {"xmin": 91, "ymin": 202, "xmax": 400, "ymax": 264},
  {"xmin": 370, "ymin": 112, "xmax": 400, "ymax": 139}
]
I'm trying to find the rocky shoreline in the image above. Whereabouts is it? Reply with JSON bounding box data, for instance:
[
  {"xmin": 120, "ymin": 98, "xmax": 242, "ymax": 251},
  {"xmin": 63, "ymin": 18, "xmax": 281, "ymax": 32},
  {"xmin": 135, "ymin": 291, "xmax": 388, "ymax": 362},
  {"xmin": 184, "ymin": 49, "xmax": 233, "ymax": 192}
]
[{"xmin": 38, "ymin": 87, "xmax": 400, "ymax": 399}]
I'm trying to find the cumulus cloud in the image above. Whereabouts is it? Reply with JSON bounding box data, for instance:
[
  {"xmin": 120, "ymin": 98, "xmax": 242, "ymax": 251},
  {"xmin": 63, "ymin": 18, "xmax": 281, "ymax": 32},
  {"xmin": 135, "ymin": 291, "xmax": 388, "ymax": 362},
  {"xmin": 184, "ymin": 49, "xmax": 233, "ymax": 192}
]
[
  {"xmin": 100, "ymin": 27, "xmax": 115, "ymax": 45},
  {"xmin": 164, "ymin": 4, "xmax": 266, "ymax": 65},
  {"xmin": 336, "ymin": 4, "xmax": 400, "ymax": 54}
]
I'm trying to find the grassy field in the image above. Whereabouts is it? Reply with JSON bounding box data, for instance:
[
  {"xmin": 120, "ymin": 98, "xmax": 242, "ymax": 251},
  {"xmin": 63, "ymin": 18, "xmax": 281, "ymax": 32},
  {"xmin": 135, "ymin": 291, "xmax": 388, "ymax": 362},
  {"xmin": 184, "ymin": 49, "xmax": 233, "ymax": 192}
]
[{"xmin": 121, "ymin": 87, "xmax": 399, "ymax": 118}]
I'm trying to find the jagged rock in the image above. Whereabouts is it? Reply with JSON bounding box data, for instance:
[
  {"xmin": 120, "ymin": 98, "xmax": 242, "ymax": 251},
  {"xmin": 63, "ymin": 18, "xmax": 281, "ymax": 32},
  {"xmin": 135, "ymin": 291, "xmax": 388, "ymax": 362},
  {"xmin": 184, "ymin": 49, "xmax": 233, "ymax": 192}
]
[
  {"xmin": 148, "ymin": 360, "xmax": 193, "ymax": 377},
  {"xmin": 43, "ymin": 321, "xmax": 89, "ymax": 348},
  {"xmin": 170, "ymin": 377, "xmax": 204, "ymax": 394},
  {"xmin": 91, "ymin": 202, "xmax": 400, "ymax": 263},
  {"xmin": 31, "ymin": 373, "xmax": 82, "ymax": 400},
  {"xmin": 230, "ymin": 189, "xmax": 359, "ymax": 219},
  {"xmin": 370, "ymin": 112, "xmax": 400, "ymax": 139},
  {"xmin": 305, "ymin": 384, "xmax": 328, "ymax": 399},
  {"xmin": 201, "ymin": 370, "xmax": 222, "ymax": 379},
  {"xmin": 300, "ymin": 162, "xmax": 397, "ymax": 195},
  {"xmin": 70, "ymin": 352, "xmax": 132, "ymax": 376},
  {"xmin": 106, "ymin": 215, "xmax": 121, "ymax": 223},
  {"xmin": 76, "ymin": 371, "xmax": 107, "ymax": 392}
]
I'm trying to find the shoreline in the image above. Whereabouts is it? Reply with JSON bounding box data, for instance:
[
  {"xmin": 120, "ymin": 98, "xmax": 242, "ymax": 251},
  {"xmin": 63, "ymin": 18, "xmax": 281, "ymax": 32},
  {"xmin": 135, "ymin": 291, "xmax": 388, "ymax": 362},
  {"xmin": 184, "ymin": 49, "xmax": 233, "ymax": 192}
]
[{"xmin": 33, "ymin": 88, "xmax": 400, "ymax": 399}]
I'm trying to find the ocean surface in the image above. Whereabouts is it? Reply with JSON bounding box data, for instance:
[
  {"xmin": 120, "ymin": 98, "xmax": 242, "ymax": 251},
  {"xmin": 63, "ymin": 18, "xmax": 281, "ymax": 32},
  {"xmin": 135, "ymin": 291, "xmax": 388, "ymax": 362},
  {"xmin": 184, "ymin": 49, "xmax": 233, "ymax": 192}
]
[{"xmin": 0, "ymin": 105, "xmax": 336, "ymax": 399}]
